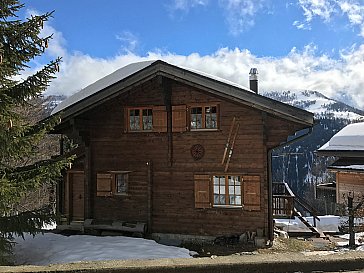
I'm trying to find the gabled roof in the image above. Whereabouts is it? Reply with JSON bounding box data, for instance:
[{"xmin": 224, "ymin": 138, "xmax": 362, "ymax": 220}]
[
  {"xmin": 317, "ymin": 122, "xmax": 364, "ymax": 157},
  {"xmin": 52, "ymin": 60, "xmax": 314, "ymax": 126}
]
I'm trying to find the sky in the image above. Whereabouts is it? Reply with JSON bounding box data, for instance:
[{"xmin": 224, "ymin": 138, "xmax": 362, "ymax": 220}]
[{"xmin": 18, "ymin": 0, "xmax": 364, "ymax": 109}]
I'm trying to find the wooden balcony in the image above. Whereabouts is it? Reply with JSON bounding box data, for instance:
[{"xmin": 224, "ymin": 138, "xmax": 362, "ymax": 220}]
[{"xmin": 272, "ymin": 182, "xmax": 295, "ymax": 218}]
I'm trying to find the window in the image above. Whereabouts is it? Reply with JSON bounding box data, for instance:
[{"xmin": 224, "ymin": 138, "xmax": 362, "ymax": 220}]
[
  {"xmin": 128, "ymin": 108, "xmax": 153, "ymax": 131},
  {"xmin": 194, "ymin": 174, "xmax": 261, "ymax": 210},
  {"xmin": 190, "ymin": 105, "xmax": 218, "ymax": 130},
  {"xmin": 96, "ymin": 172, "xmax": 129, "ymax": 196},
  {"xmin": 213, "ymin": 175, "xmax": 242, "ymax": 206},
  {"xmin": 115, "ymin": 173, "xmax": 128, "ymax": 194},
  {"xmin": 126, "ymin": 104, "xmax": 218, "ymax": 132}
]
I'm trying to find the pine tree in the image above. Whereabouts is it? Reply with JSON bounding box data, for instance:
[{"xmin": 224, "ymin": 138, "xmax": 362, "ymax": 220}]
[{"xmin": 0, "ymin": 0, "xmax": 72, "ymax": 264}]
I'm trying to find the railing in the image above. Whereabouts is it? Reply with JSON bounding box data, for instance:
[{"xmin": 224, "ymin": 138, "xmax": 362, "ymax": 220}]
[{"xmin": 272, "ymin": 182, "xmax": 295, "ymax": 218}]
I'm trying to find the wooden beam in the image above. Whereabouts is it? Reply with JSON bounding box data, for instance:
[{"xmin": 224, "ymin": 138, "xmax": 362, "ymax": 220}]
[
  {"xmin": 147, "ymin": 160, "xmax": 153, "ymax": 234},
  {"xmin": 160, "ymin": 76, "xmax": 173, "ymax": 167}
]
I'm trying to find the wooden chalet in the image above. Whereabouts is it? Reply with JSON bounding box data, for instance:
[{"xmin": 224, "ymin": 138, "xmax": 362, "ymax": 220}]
[
  {"xmin": 318, "ymin": 122, "xmax": 364, "ymax": 205},
  {"xmin": 51, "ymin": 60, "xmax": 314, "ymax": 243}
]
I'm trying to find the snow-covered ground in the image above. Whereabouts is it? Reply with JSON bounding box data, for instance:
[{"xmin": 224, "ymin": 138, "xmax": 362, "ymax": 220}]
[
  {"xmin": 275, "ymin": 215, "xmax": 342, "ymax": 233},
  {"xmin": 275, "ymin": 215, "xmax": 364, "ymax": 233},
  {"xmin": 12, "ymin": 215, "xmax": 364, "ymax": 266},
  {"xmin": 13, "ymin": 232, "xmax": 191, "ymax": 266}
]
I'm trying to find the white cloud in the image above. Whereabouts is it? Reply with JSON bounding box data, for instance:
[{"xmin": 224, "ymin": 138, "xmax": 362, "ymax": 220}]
[
  {"xmin": 295, "ymin": 0, "xmax": 364, "ymax": 37},
  {"xmin": 168, "ymin": 0, "xmax": 209, "ymax": 12},
  {"xmin": 41, "ymin": 39, "xmax": 364, "ymax": 110},
  {"xmin": 25, "ymin": 9, "xmax": 67, "ymax": 59},
  {"xmin": 298, "ymin": 0, "xmax": 337, "ymax": 23},
  {"xmin": 338, "ymin": 1, "xmax": 364, "ymax": 37},
  {"xmin": 23, "ymin": 11, "xmax": 364, "ymax": 110},
  {"xmin": 218, "ymin": 0, "xmax": 267, "ymax": 35},
  {"xmin": 115, "ymin": 31, "xmax": 139, "ymax": 53}
]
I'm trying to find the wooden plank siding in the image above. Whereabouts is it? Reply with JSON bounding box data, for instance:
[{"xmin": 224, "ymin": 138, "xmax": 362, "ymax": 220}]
[
  {"xmin": 337, "ymin": 172, "xmax": 364, "ymax": 204},
  {"xmin": 64, "ymin": 79, "xmax": 307, "ymax": 236}
]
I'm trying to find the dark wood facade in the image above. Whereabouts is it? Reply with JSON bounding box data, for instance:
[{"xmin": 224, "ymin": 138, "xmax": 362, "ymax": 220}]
[{"xmin": 54, "ymin": 61, "xmax": 314, "ymax": 240}]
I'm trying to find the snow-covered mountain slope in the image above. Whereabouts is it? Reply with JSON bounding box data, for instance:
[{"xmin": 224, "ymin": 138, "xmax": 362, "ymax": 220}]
[
  {"xmin": 264, "ymin": 90, "xmax": 364, "ymax": 213},
  {"xmin": 264, "ymin": 90, "xmax": 364, "ymax": 121}
]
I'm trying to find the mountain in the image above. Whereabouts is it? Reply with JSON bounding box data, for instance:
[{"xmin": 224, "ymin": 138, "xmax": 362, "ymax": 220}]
[
  {"xmin": 264, "ymin": 90, "xmax": 364, "ymax": 211},
  {"xmin": 265, "ymin": 90, "xmax": 364, "ymax": 120}
]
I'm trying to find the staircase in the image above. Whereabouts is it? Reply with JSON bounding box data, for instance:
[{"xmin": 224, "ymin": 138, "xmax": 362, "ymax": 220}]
[
  {"xmin": 293, "ymin": 209, "xmax": 326, "ymax": 238},
  {"xmin": 273, "ymin": 182, "xmax": 327, "ymax": 238}
]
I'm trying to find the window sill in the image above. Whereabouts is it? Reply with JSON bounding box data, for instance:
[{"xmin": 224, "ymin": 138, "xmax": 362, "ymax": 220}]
[
  {"xmin": 190, "ymin": 128, "xmax": 219, "ymax": 132},
  {"xmin": 213, "ymin": 205, "xmax": 243, "ymax": 209},
  {"xmin": 114, "ymin": 193, "xmax": 128, "ymax": 196},
  {"xmin": 128, "ymin": 130, "xmax": 153, "ymax": 133}
]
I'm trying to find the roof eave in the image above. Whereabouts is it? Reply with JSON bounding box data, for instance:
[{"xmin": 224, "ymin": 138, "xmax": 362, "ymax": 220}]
[
  {"xmin": 317, "ymin": 150, "xmax": 364, "ymax": 157},
  {"xmin": 56, "ymin": 60, "xmax": 314, "ymax": 127},
  {"xmin": 156, "ymin": 63, "xmax": 314, "ymax": 126}
]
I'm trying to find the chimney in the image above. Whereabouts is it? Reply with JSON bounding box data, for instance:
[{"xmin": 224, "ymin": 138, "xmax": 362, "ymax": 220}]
[{"xmin": 249, "ymin": 68, "xmax": 258, "ymax": 94}]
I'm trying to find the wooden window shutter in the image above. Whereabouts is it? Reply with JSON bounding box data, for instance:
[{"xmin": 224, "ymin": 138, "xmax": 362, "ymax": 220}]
[
  {"xmin": 194, "ymin": 174, "xmax": 211, "ymax": 208},
  {"xmin": 243, "ymin": 175, "xmax": 261, "ymax": 211},
  {"xmin": 172, "ymin": 105, "xmax": 187, "ymax": 132},
  {"xmin": 97, "ymin": 173, "xmax": 113, "ymax": 197},
  {"xmin": 152, "ymin": 106, "xmax": 167, "ymax": 132}
]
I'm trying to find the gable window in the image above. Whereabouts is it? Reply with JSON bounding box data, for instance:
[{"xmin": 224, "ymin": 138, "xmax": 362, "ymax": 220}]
[
  {"xmin": 96, "ymin": 172, "xmax": 129, "ymax": 196},
  {"xmin": 190, "ymin": 105, "xmax": 218, "ymax": 130},
  {"xmin": 128, "ymin": 107, "xmax": 153, "ymax": 131},
  {"xmin": 213, "ymin": 175, "xmax": 241, "ymax": 206}
]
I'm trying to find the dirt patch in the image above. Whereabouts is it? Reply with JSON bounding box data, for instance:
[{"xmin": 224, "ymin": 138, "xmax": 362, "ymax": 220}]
[{"xmin": 183, "ymin": 235, "xmax": 341, "ymax": 258}]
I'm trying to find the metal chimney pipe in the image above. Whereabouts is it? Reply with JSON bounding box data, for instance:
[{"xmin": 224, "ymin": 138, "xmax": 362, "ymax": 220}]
[{"xmin": 249, "ymin": 68, "xmax": 258, "ymax": 94}]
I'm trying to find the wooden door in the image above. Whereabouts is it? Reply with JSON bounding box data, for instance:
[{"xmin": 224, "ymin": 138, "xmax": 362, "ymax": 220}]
[{"xmin": 68, "ymin": 171, "xmax": 85, "ymax": 222}]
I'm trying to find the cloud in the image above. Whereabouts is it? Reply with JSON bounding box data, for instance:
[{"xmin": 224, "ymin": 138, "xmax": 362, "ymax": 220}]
[
  {"xmin": 41, "ymin": 39, "xmax": 364, "ymax": 110},
  {"xmin": 338, "ymin": 1, "xmax": 364, "ymax": 36},
  {"xmin": 167, "ymin": 0, "xmax": 209, "ymax": 13},
  {"xmin": 295, "ymin": 0, "xmax": 364, "ymax": 37},
  {"xmin": 298, "ymin": 0, "xmax": 337, "ymax": 23},
  {"xmin": 218, "ymin": 0, "xmax": 267, "ymax": 35},
  {"xmin": 115, "ymin": 31, "xmax": 139, "ymax": 53},
  {"xmin": 23, "ymin": 9, "xmax": 364, "ymax": 110}
]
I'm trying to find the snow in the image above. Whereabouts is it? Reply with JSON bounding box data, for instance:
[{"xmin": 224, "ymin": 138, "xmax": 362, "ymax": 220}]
[
  {"xmin": 337, "ymin": 232, "xmax": 364, "ymax": 246},
  {"xmin": 332, "ymin": 164, "xmax": 364, "ymax": 170},
  {"xmin": 51, "ymin": 60, "xmax": 156, "ymax": 115},
  {"xmin": 318, "ymin": 122, "xmax": 364, "ymax": 151},
  {"xmin": 51, "ymin": 60, "xmax": 252, "ymax": 116},
  {"xmin": 13, "ymin": 232, "xmax": 191, "ymax": 266},
  {"xmin": 269, "ymin": 90, "xmax": 364, "ymax": 121},
  {"xmin": 275, "ymin": 215, "xmax": 342, "ymax": 233}
]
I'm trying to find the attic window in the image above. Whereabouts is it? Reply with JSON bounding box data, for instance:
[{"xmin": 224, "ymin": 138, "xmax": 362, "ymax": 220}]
[
  {"xmin": 128, "ymin": 107, "xmax": 153, "ymax": 131},
  {"xmin": 190, "ymin": 105, "xmax": 218, "ymax": 130}
]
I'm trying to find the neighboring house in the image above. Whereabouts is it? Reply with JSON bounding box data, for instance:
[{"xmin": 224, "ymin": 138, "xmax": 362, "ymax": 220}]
[
  {"xmin": 317, "ymin": 122, "xmax": 364, "ymax": 205},
  {"xmin": 51, "ymin": 60, "xmax": 314, "ymax": 242}
]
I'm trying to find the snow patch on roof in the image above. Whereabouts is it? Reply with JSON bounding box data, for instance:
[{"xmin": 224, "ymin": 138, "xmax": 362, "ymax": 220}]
[
  {"xmin": 51, "ymin": 60, "xmax": 157, "ymax": 115},
  {"xmin": 318, "ymin": 122, "xmax": 364, "ymax": 151},
  {"xmin": 51, "ymin": 60, "xmax": 253, "ymax": 116},
  {"xmin": 179, "ymin": 65, "xmax": 252, "ymax": 92},
  {"xmin": 332, "ymin": 164, "xmax": 364, "ymax": 170}
]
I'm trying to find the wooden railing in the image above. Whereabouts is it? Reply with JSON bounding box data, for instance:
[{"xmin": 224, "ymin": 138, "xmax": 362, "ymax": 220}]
[{"xmin": 272, "ymin": 182, "xmax": 295, "ymax": 218}]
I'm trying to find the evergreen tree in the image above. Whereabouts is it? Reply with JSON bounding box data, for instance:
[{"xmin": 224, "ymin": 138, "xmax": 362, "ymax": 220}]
[{"xmin": 0, "ymin": 0, "xmax": 72, "ymax": 264}]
